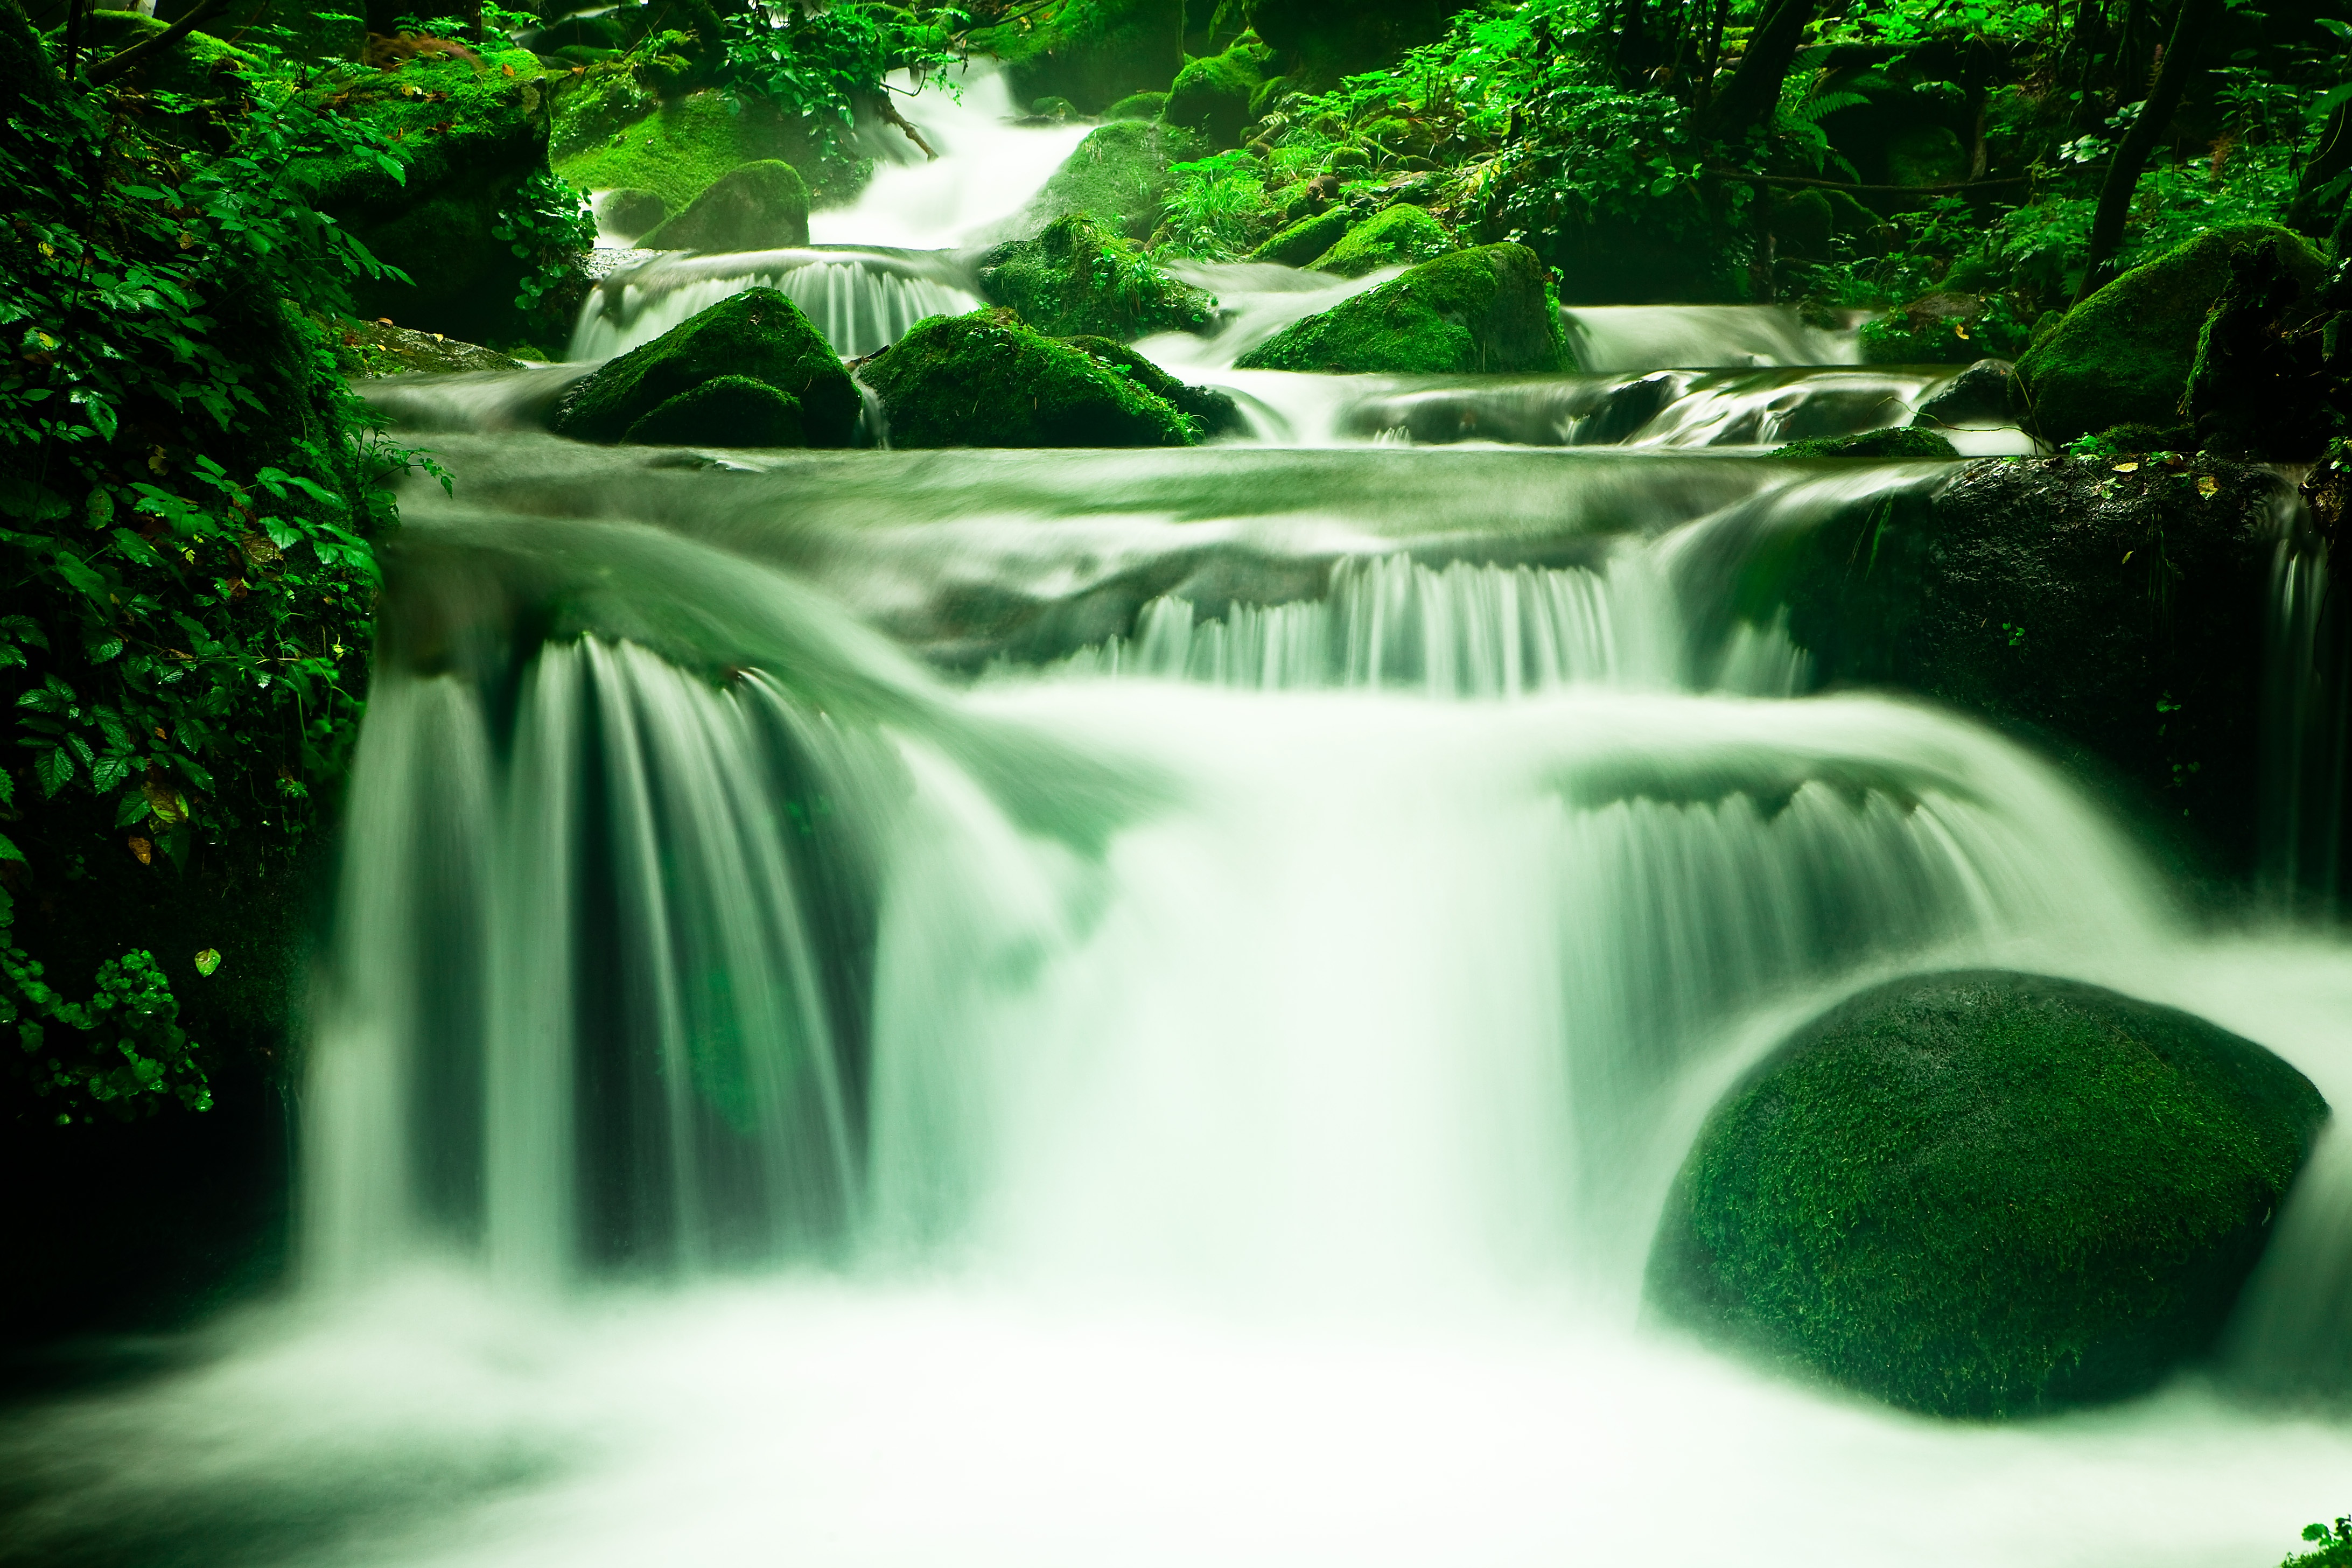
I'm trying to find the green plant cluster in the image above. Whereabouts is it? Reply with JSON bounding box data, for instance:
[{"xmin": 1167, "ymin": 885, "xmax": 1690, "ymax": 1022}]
[
  {"xmin": 493, "ymin": 166, "xmax": 598, "ymax": 317},
  {"xmin": 2290, "ymin": 1516, "xmax": 2352, "ymax": 1567},
  {"xmin": 0, "ymin": 8, "xmax": 407, "ymax": 1121},
  {"xmin": 717, "ymin": 3, "xmax": 968, "ymax": 158}
]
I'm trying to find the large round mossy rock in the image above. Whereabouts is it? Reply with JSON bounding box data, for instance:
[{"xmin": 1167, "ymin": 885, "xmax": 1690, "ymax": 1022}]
[
  {"xmin": 856, "ymin": 311, "xmax": 1201, "ymax": 448},
  {"xmin": 1163, "ymin": 33, "xmax": 1270, "ymax": 148},
  {"xmin": 1648, "ymin": 971, "xmax": 2328, "ymax": 1418},
  {"xmin": 1235, "ymin": 243, "xmax": 1566, "ymax": 374},
  {"xmin": 636, "ymin": 160, "xmax": 810, "ymax": 252},
  {"xmin": 1307, "ymin": 203, "xmax": 1455, "ymax": 278},
  {"xmin": 976, "ymin": 214, "xmax": 1215, "ymax": 341},
  {"xmin": 1251, "ymin": 206, "xmax": 1353, "ymax": 267},
  {"xmin": 2015, "ymin": 223, "xmax": 2326, "ymax": 446},
  {"xmin": 554, "ymin": 288, "xmax": 857, "ymax": 446}
]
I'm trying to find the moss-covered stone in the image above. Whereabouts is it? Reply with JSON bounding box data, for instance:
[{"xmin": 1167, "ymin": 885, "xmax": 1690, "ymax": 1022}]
[
  {"xmin": 1020, "ymin": 118, "xmax": 1204, "ymax": 241},
  {"xmin": 1768, "ymin": 427, "xmax": 1959, "ymax": 459},
  {"xmin": 598, "ymin": 186, "xmax": 668, "ymax": 241},
  {"xmin": 1105, "ymin": 90, "xmax": 1167, "ymax": 120},
  {"xmin": 1061, "ymin": 335, "xmax": 1245, "ymax": 435},
  {"xmin": 1235, "ymin": 243, "xmax": 1567, "ymax": 374},
  {"xmin": 623, "ymin": 375, "xmax": 806, "ymax": 447},
  {"xmin": 299, "ymin": 45, "xmax": 578, "ymax": 347},
  {"xmin": 1164, "ymin": 32, "xmax": 1270, "ymax": 148},
  {"xmin": 1307, "ymin": 202, "xmax": 1454, "ymax": 277},
  {"xmin": 334, "ymin": 319, "xmax": 525, "ymax": 376},
  {"xmin": 976, "ymin": 214, "xmax": 1214, "ymax": 340},
  {"xmin": 636, "ymin": 159, "xmax": 810, "ymax": 252},
  {"xmin": 1251, "ymin": 205, "xmax": 1352, "ymax": 266},
  {"xmin": 555, "ymin": 288, "xmax": 857, "ymax": 446},
  {"xmin": 2015, "ymin": 223, "xmax": 2328, "ymax": 446},
  {"xmin": 1860, "ymin": 291, "xmax": 2028, "ymax": 365},
  {"xmin": 857, "ymin": 311, "xmax": 1201, "ymax": 448},
  {"xmin": 1649, "ymin": 971, "xmax": 2327, "ymax": 1418},
  {"xmin": 1886, "ymin": 123, "xmax": 1968, "ymax": 187},
  {"xmin": 553, "ymin": 86, "xmax": 830, "ymax": 213}
]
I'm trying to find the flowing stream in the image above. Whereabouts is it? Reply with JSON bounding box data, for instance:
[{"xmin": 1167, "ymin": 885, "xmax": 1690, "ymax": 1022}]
[{"xmin": 10, "ymin": 69, "xmax": 2352, "ymax": 1568}]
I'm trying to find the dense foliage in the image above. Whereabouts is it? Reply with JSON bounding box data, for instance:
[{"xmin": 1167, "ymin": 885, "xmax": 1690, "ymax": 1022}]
[{"xmin": 0, "ymin": 6, "xmax": 405, "ymax": 1122}]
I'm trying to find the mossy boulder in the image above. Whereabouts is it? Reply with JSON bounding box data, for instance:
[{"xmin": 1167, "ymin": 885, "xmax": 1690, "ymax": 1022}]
[
  {"xmin": 1235, "ymin": 243, "xmax": 1567, "ymax": 374},
  {"xmin": 1768, "ymin": 427, "xmax": 1959, "ymax": 459},
  {"xmin": 554, "ymin": 288, "xmax": 857, "ymax": 446},
  {"xmin": 1105, "ymin": 90, "xmax": 1167, "ymax": 120},
  {"xmin": 553, "ymin": 86, "xmax": 832, "ymax": 213},
  {"xmin": 857, "ymin": 311, "xmax": 1201, "ymax": 448},
  {"xmin": 2015, "ymin": 223, "xmax": 2327, "ymax": 446},
  {"xmin": 596, "ymin": 186, "xmax": 668, "ymax": 241},
  {"xmin": 74, "ymin": 10, "xmax": 259, "ymax": 93},
  {"xmin": 623, "ymin": 375, "xmax": 806, "ymax": 447},
  {"xmin": 1164, "ymin": 32, "xmax": 1270, "ymax": 148},
  {"xmin": 1061, "ymin": 335, "xmax": 1245, "ymax": 435},
  {"xmin": 1019, "ymin": 118, "xmax": 1204, "ymax": 242},
  {"xmin": 299, "ymin": 45, "xmax": 578, "ymax": 347},
  {"xmin": 636, "ymin": 160, "xmax": 810, "ymax": 253},
  {"xmin": 1251, "ymin": 205, "xmax": 1352, "ymax": 267},
  {"xmin": 1649, "ymin": 971, "xmax": 2327, "ymax": 1418},
  {"xmin": 1307, "ymin": 202, "xmax": 1455, "ymax": 277},
  {"xmin": 976, "ymin": 214, "xmax": 1214, "ymax": 340}
]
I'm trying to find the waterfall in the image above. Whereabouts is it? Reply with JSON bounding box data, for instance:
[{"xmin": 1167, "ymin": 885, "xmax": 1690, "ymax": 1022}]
[{"xmin": 570, "ymin": 247, "xmax": 982, "ymax": 361}]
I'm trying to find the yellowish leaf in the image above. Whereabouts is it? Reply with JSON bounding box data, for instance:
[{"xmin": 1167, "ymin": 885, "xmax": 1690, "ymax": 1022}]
[
  {"xmin": 127, "ymin": 836, "xmax": 152, "ymax": 865},
  {"xmin": 2196, "ymin": 474, "xmax": 2219, "ymax": 497},
  {"xmin": 193, "ymin": 949, "xmax": 221, "ymax": 977},
  {"xmin": 2112, "ymin": 461, "xmax": 2139, "ymax": 473}
]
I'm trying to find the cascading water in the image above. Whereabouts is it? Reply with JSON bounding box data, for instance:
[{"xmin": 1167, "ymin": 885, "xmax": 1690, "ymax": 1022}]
[{"xmin": 15, "ymin": 65, "xmax": 2352, "ymax": 1568}]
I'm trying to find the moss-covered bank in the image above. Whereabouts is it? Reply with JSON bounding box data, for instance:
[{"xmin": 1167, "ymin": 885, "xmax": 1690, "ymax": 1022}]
[{"xmin": 857, "ymin": 311, "xmax": 1203, "ymax": 447}]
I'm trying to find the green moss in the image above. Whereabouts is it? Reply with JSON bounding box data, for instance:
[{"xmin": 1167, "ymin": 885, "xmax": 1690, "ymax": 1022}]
[
  {"xmin": 1060, "ymin": 335, "xmax": 1244, "ymax": 434},
  {"xmin": 1307, "ymin": 202, "xmax": 1454, "ymax": 277},
  {"xmin": 1234, "ymin": 243, "xmax": 1567, "ymax": 374},
  {"xmin": 334, "ymin": 319, "xmax": 523, "ymax": 376},
  {"xmin": 624, "ymin": 375, "xmax": 806, "ymax": 447},
  {"xmin": 1769, "ymin": 428, "xmax": 1960, "ymax": 459},
  {"xmin": 554, "ymin": 88, "xmax": 825, "ymax": 214},
  {"xmin": 1251, "ymin": 205, "xmax": 1352, "ymax": 266},
  {"xmin": 599, "ymin": 186, "xmax": 668, "ymax": 241},
  {"xmin": 1021, "ymin": 118, "xmax": 1203, "ymax": 241},
  {"xmin": 1649, "ymin": 971, "xmax": 2327, "ymax": 1418},
  {"xmin": 857, "ymin": 310, "xmax": 1200, "ymax": 448},
  {"xmin": 976, "ymin": 214, "xmax": 1215, "ymax": 340},
  {"xmin": 75, "ymin": 10, "xmax": 258, "ymax": 93},
  {"xmin": 2015, "ymin": 222, "xmax": 2327, "ymax": 446},
  {"xmin": 1105, "ymin": 90, "xmax": 1167, "ymax": 120},
  {"xmin": 1164, "ymin": 31, "xmax": 1270, "ymax": 147},
  {"xmin": 555, "ymin": 288, "xmax": 858, "ymax": 446},
  {"xmin": 637, "ymin": 159, "xmax": 809, "ymax": 252}
]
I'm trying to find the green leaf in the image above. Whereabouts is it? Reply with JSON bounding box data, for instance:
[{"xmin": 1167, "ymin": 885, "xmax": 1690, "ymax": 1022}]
[
  {"xmin": 0, "ymin": 477, "xmax": 69, "ymax": 523},
  {"xmin": 33, "ymin": 746, "xmax": 72, "ymax": 796},
  {"xmin": 114, "ymin": 789, "xmax": 150, "ymax": 828}
]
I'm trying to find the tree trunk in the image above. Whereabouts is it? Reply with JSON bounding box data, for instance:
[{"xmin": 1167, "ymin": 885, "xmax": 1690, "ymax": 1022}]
[
  {"xmin": 2069, "ymin": 0, "xmax": 2223, "ymax": 307},
  {"xmin": 1693, "ymin": 0, "xmax": 1819, "ymax": 142},
  {"xmin": 2290, "ymin": 99, "xmax": 2352, "ymax": 239}
]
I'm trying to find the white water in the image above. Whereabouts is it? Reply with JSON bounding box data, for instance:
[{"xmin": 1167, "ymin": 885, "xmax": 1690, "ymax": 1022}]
[{"xmin": 13, "ymin": 58, "xmax": 2343, "ymax": 1568}]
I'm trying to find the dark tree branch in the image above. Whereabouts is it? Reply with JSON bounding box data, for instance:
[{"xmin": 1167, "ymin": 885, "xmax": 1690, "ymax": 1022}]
[
  {"xmin": 60, "ymin": 0, "xmax": 85, "ymax": 76},
  {"xmin": 2071, "ymin": 0, "xmax": 2224, "ymax": 306},
  {"xmin": 1694, "ymin": 0, "xmax": 1821, "ymax": 142},
  {"xmin": 85, "ymin": 0, "xmax": 228, "ymax": 86}
]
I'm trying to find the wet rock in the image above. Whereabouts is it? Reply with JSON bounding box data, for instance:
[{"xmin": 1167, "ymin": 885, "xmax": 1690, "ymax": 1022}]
[
  {"xmin": 1249, "ymin": 206, "xmax": 1352, "ymax": 267},
  {"xmin": 1021, "ymin": 120, "xmax": 1205, "ymax": 242},
  {"xmin": 623, "ymin": 375, "xmax": 805, "ymax": 448},
  {"xmin": 1060, "ymin": 336, "xmax": 1247, "ymax": 435},
  {"xmin": 636, "ymin": 160, "xmax": 810, "ymax": 253},
  {"xmin": 1105, "ymin": 90, "xmax": 1167, "ymax": 120},
  {"xmin": 857, "ymin": 311, "xmax": 1202, "ymax": 449},
  {"xmin": 1912, "ymin": 358, "xmax": 2021, "ymax": 429},
  {"xmin": 554, "ymin": 287, "xmax": 857, "ymax": 446},
  {"xmin": 976, "ymin": 215, "xmax": 1215, "ymax": 340},
  {"xmin": 2015, "ymin": 223, "xmax": 2327, "ymax": 446},
  {"xmin": 596, "ymin": 187, "xmax": 668, "ymax": 243},
  {"xmin": 1164, "ymin": 31, "xmax": 1271, "ymax": 148},
  {"xmin": 1761, "ymin": 454, "xmax": 2283, "ymax": 874},
  {"xmin": 336, "ymin": 319, "xmax": 524, "ymax": 376},
  {"xmin": 1649, "ymin": 971, "xmax": 2326, "ymax": 1418},
  {"xmin": 1234, "ymin": 243, "xmax": 1567, "ymax": 374},
  {"xmin": 1306, "ymin": 203, "xmax": 1455, "ymax": 278},
  {"xmin": 1768, "ymin": 428, "xmax": 1958, "ymax": 459}
]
